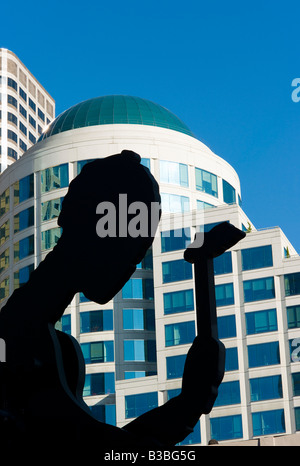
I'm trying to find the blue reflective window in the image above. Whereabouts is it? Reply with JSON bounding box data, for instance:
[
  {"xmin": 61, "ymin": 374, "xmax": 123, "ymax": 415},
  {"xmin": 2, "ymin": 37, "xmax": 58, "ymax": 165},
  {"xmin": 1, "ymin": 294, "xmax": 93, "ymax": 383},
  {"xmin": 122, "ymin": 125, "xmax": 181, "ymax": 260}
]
[
  {"xmin": 162, "ymin": 259, "xmax": 193, "ymax": 283},
  {"xmin": 125, "ymin": 392, "xmax": 158, "ymax": 419},
  {"xmin": 287, "ymin": 305, "xmax": 300, "ymax": 329},
  {"xmin": 165, "ymin": 321, "xmax": 195, "ymax": 347},
  {"xmin": 55, "ymin": 314, "xmax": 71, "ymax": 334},
  {"xmin": 195, "ymin": 168, "xmax": 218, "ymax": 197},
  {"xmin": 222, "ymin": 179, "xmax": 236, "ymax": 204},
  {"xmin": 14, "ymin": 235, "xmax": 34, "ymax": 262},
  {"xmin": 124, "ymin": 340, "xmax": 156, "ymax": 362},
  {"xmin": 14, "ymin": 263, "xmax": 34, "ymax": 289},
  {"xmin": 295, "ymin": 407, "xmax": 300, "ymax": 431},
  {"xmin": 210, "ymin": 415, "xmax": 243, "ymax": 441},
  {"xmin": 243, "ymin": 277, "xmax": 275, "ymax": 303},
  {"xmin": 160, "ymin": 160, "xmax": 188, "ymax": 187},
  {"xmin": 166, "ymin": 354, "xmax": 186, "ymax": 379},
  {"xmin": 241, "ymin": 245, "xmax": 273, "ymax": 271},
  {"xmin": 248, "ymin": 341, "xmax": 280, "ymax": 368},
  {"xmin": 215, "ymin": 283, "xmax": 234, "ymax": 307},
  {"xmin": 136, "ymin": 248, "xmax": 153, "ymax": 270},
  {"xmin": 83, "ymin": 372, "xmax": 115, "ymax": 396},
  {"xmin": 167, "ymin": 388, "xmax": 181, "ymax": 400},
  {"xmin": 252, "ymin": 409, "xmax": 285, "ymax": 436},
  {"xmin": 90, "ymin": 404, "xmax": 116, "ymax": 426},
  {"xmin": 214, "ymin": 252, "xmax": 232, "ymax": 275},
  {"xmin": 225, "ymin": 347, "xmax": 239, "ymax": 371},
  {"xmin": 141, "ymin": 158, "xmax": 150, "ymax": 170},
  {"xmin": 14, "ymin": 174, "xmax": 34, "ymax": 205},
  {"xmin": 163, "ymin": 289, "xmax": 194, "ymax": 315},
  {"xmin": 197, "ymin": 200, "xmax": 214, "ymax": 210},
  {"xmin": 81, "ymin": 341, "xmax": 114, "ymax": 364},
  {"xmin": 123, "ymin": 308, "xmax": 155, "ymax": 331},
  {"xmin": 250, "ymin": 375, "xmax": 283, "ymax": 401},
  {"xmin": 292, "ymin": 373, "xmax": 300, "ymax": 396},
  {"xmin": 41, "ymin": 163, "xmax": 69, "ymax": 193},
  {"xmin": 14, "ymin": 206, "xmax": 34, "ymax": 233},
  {"xmin": 122, "ymin": 278, "xmax": 154, "ymax": 300},
  {"xmin": 41, "ymin": 197, "xmax": 64, "ymax": 222},
  {"xmin": 198, "ymin": 221, "xmax": 229, "ymax": 233},
  {"xmin": 41, "ymin": 227, "xmax": 62, "ymax": 251},
  {"xmin": 77, "ymin": 159, "xmax": 96, "ymax": 174},
  {"xmin": 246, "ymin": 309, "xmax": 277, "ymax": 334},
  {"xmin": 80, "ymin": 310, "xmax": 113, "ymax": 333},
  {"xmin": 285, "ymin": 273, "xmax": 300, "ymax": 297},
  {"xmin": 217, "ymin": 315, "xmax": 236, "ymax": 339},
  {"xmin": 161, "ymin": 228, "xmax": 191, "ymax": 253},
  {"xmin": 214, "ymin": 380, "xmax": 241, "ymax": 406},
  {"xmin": 161, "ymin": 193, "xmax": 190, "ymax": 213}
]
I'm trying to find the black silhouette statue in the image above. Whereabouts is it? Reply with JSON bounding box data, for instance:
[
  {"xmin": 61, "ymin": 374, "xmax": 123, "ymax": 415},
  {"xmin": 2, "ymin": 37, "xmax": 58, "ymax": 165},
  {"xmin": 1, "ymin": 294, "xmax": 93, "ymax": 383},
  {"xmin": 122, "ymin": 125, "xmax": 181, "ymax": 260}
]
[{"xmin": 0, "ymin": 150, "xmax": 245, "ymax": 451}]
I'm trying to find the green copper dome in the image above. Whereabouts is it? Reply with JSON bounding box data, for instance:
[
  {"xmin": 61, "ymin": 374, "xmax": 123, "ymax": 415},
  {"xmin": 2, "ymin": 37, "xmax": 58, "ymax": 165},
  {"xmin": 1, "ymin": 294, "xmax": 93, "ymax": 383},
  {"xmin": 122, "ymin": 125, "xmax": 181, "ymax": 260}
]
[{"xmin": 38, "ymin": 95, "xmax": 195, "ymax": 141}]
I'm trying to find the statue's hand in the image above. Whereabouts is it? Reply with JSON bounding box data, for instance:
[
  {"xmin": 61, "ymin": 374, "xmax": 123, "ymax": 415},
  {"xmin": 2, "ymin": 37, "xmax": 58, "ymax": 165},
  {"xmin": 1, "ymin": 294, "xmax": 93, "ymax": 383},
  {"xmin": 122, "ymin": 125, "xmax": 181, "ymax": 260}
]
[{"xmin": 181, "ymin": 336, "xmax": 225, "ymax": 418}]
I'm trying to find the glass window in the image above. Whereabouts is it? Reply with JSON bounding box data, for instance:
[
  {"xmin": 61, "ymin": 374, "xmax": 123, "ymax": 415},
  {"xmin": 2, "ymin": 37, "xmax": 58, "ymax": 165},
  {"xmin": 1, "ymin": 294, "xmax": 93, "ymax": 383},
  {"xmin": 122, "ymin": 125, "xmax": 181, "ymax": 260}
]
[
  {"xmin": 0, "ymin": 220, "xmax": 9, "ymax": 246},
  {"xmin": 41, "ymin": 227, "xmax": 62, "ymax": 251},
  {"xmin": 214, "ymin": 380, "xmax": 241, "ymax": 406},
  {"xmin": 197, "ymin": 200, "xmax": 214, "ymax": 211},
  {"xmin": 0, "ymin": 249, "xmax": 9, "ymax": 275},
  {"xmin": 29, "ymin": 132, "xmax": 36, "ymax": 144},
  {"xmin": 215, "ymin": 283, "xmax": 234, "ymax": 307},
  {"xmin": 250, "ymin": 375, "xmax": 283, "ymax": 401},
  {"xmin": 81, "ymin": 341, "xmax": 114, "ymax": 364},
  {"xmin": 125, "ymin": 392, "xmax": 158, "ymax": 419},
  {"xmin": 195, "ymin": 168, "xmax": 218, "ymax": 197},
  {"xmin": 55, "ymin": 314, "xmax": 71, "ymax": 334},
  {"xmin": 287, "ymin": 305, "xmax": 300, "ymax": 329},
  {"xmin": 83, "ymin": 372, "xmax": 115, "ymax": 396},
  {"xmin": 29, "ymin": 98, "xmax": 36, "ymax": 112},
  {"xmin": 166, "ymin": 354, "xmax": 186, "ymax": 379},
  {"xmin": 41, "ymin": 164, "xmax": 69, "ymax": 193},
  {"xmin": 222, "ymin": 179, "xmax": 236, "ymax": 204},
  {"xmin": 241, "ymin": 245, "xmax": 273, "ymax": 271},
  {"xmin": 292, "ymin": 372, "xmax": 300, "ymax": 397},
  {"xmin": 225, "ymin": 347, "xmax": 239, "ymax": 371},
  {"xmin": 165, "ymin": 321, "xmax": 195, "ymax": 347},
  {"xmin": 162, "ymin": 259, "xmax": 192, "ymax": 283},
  {"xmin": 295, "ymin": 407, "xmax": 300, "ymax": 431},
  {"xmin": 90, "ymin": 404, "xmax": 116, "ymax": 426},
  {"xmin": 163, "ymin": 289, "xmax": 194, "ymax": 315},
  {"xmin": 161, "ymin": 228, "xmax": 191, "ymax": 253},
  {"xmin": 29, "ymin": 115, "xmax": 36, "ymax": 128},
  {"xmin": 80, "ymin": 310, "xmax": 113, "ymax": 333},
  {"xmin": 136, "ymin": 248, "xmax": 153, "ymax": 270},
  {"xmin": 252, "ymin": 409, "xmax": 285, "ymax": 437},
  {"xmin": 41, "ymin": 197, "xmax": 64, "ymax": 222},
  {"xmin": 243, "ymin": 277, "xmax": 275, "ymax": 302},
  {"xmin": 14, "ymin": 206, "xmax": 34, "ymax": 233},
  {"xmin": 141, "ymin": 158, "xmax": 150, "ymax": 170},
  {"xmin": 19, "ymin": 87, "xmax": 27, "ymax": 102},
  {"xmin": 217, "ymin": 315, "xmax": 236, "ymax": 339},
  {"xmin": 248, "ymin": 341, "xmax": 280, "ymax": 368},
  {"xmin": 0, "ymin": 277, "xmax": 9, "ymax": 302},
  {"xmin": 7, "ymin": 77, "xmax": 17, "ymax": 91},
  {"xmin": 246, "ymin": 309, "xmax": 277, "ymax": 334},
  {"xmin": 124, "ymin": 339, "xmax": 156, "ymax": 362},
  {"xmin": 38, "ymin": 108, "xmax": 45, "ymax": 122},
  {"xmin": 198, "ymin": 220, "xmax": 229, "ymax": 233},
  {"xmin": 285, "ymin": 273, "xmax": 300, "ymax": 297},
  {"xmin": 160, "ymin": 160, "xmax": 188, "ymax": 187},
  {"xmin": 210, "ymin": 415, "xmax": 243, "ymax": 441},
  {"xmin": 123, "ymin": 308, "xmax": 155, "ymax": 330},
  {"xmin": 77, "ymin": 159, "xmax": 96, "ymax": 174},
  {"xmin": 8, "ymin": 111, "xmax": 18, "ymax": 125},
  {"xmin": 289, "ymin": 339, "xmax": 300, "ymax": 363},
  {"xmin": 14, "ymin": 174, "xmax": 34, "ymax": 205},
  {"xmin": 122, "ymin": 278, "xmax": 154, "ymax": 300},
  {"xmin": 8, "ymin": 147, "xmax": 18, "ymax": 161},
  {"xmin": 7, "ymin": 94, "xmax": 17, "ymax": 108},
  {"xmin": 0, "ymin": 188, "xmax": 10, "ymax": 219},
  {"xmin": 214, "ymin": 252, "xmax": 232, "ymax": 275},
  {"xmin": 8, "ymin": 129, "xmax": 17, "ymax": 143},
  {"xmin": 14, "ymin": 263, "xmax": 34, "ymax": 289},
  {"xmin": 177, "ymin": 420, "xmax": 201, "ymax": 446},
  {"xmin": 19, "ymin": 139, "xmax": 27, "ymax": 152},
  {"xmin": 161, "ymin": 193, "xmax": 190, "ymax": 213},
  {"xmin": 19, "ymin": 121, "xmax": 27, "ymax": 136},
  {"xmin": 14, "ymin": 235, "xmax": 34, "ymax": 262}
]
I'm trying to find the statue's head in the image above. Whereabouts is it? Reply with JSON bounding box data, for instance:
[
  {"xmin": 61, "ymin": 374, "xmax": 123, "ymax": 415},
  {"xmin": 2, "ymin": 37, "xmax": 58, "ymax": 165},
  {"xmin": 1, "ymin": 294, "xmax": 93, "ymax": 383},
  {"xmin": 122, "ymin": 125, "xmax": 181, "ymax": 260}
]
[{"xmin": 56, "ymin": 150, "xmax": 161, "ymax": 304}]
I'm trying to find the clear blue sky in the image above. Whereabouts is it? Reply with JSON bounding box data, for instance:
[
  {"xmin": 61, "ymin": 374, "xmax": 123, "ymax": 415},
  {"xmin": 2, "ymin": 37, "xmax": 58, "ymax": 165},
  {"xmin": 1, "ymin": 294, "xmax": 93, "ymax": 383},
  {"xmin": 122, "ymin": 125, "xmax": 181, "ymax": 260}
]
[{"xmin": 1, "ymin": 0, "xmax": 300, "ymax": 251}]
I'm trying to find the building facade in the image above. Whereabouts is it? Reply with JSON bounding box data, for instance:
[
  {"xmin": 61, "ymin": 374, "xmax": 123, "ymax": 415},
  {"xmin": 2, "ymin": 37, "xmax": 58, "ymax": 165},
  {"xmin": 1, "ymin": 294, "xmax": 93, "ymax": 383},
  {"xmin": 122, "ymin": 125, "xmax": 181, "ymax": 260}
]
[
  {"xmin": 0, "ymin": 95, "xmax": 299, "ymax": 445},
  {"xmin": 0, "ymin": 48, "xmax": 55, "ymax": 173}
]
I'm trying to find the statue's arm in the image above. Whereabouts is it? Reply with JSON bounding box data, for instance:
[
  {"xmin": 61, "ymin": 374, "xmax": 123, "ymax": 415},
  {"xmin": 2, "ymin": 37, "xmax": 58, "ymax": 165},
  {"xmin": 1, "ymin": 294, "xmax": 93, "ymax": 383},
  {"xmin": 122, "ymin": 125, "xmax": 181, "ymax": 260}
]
[{"xmin": 123, "ymin": 336, "xmax": 225, "ymax": 446}]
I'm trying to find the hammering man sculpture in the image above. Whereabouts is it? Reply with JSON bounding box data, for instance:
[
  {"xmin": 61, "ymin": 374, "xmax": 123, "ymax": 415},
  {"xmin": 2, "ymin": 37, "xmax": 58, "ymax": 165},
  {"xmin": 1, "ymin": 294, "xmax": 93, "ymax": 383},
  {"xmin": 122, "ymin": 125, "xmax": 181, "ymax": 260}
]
[{"xmin": 0, "ymin": 150, "xmax": 245, "ymax": 451}]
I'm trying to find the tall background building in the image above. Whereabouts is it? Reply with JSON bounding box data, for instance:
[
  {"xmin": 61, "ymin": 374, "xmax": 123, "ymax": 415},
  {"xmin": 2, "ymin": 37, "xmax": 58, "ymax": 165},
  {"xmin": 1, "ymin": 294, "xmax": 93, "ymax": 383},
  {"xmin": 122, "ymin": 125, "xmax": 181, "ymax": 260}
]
[
  {"xmin": 0, "ymin": 48, "xmax": 55, "ymax": 172},
  {"xmin": 0, "ymin": 95, "xmax": 299, "ymax": 445}
]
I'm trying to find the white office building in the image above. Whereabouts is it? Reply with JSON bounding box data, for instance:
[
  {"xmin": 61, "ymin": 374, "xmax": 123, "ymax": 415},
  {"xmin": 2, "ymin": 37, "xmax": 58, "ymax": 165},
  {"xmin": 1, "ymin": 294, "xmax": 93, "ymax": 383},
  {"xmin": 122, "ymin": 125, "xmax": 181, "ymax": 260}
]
[
  {"xmin": 0, "ymin": 48, "xmax": 55, "ymax": 173},
  {"xmin": 0, "ymin": 95, "xmax": 299, "ymax": 445}
]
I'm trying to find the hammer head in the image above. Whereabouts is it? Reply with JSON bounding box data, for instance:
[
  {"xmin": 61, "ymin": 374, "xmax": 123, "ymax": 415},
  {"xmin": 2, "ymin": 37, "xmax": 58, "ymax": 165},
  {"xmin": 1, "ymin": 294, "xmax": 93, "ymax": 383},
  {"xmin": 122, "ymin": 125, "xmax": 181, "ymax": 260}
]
[{"xmin": 184, "ymin": 222, "xmax": 246, "ymax": 264}]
